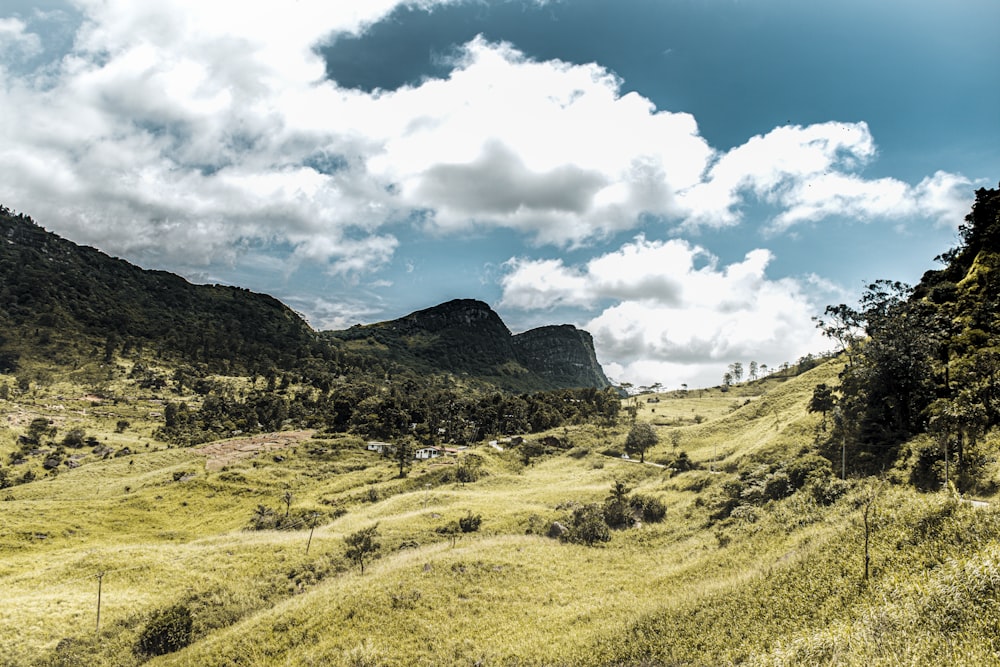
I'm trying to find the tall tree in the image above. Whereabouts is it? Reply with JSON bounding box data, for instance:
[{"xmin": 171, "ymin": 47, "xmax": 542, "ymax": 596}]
[
  {"xmin": 344, "ymin": 524, "xmax": 381, "ymax": 575},
  {"xmin": 624, "ymin": 422, "xmax": 658, "ymax": 463},
  {"xmin": 808, "ymin": 384, "xmax": 836, "ymax": 431}
]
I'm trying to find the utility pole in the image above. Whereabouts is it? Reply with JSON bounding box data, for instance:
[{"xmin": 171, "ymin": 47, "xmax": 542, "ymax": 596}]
[
  {"xmin": 95, "ymin": 571, "xmax": 105, "ymax": 635},
  {"xmin": 944, "ymin": 438, "xmax": 950, "ymax": 489},
  {"xmin": 305, "ymin": 513, "xmax": 318, "ymax": 555}
]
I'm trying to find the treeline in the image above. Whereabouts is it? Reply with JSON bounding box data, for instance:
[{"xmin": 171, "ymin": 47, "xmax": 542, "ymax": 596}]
[
  {"xmin": 156, "ymin": 377, "xmax": 621, "ymax": 446},
  {"xmin": 815, "ymin": 185, "xmax": 1000, "ymax": 490}
]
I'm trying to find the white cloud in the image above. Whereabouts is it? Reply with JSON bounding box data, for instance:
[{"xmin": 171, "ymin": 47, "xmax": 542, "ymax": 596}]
[
  {"xmin": 0, "ymin": 0, "xmax": 974, "ymax": 284},
  {"xmin": 501, "ymin": 236, "xmax": 833, "ymax": 388},
  {"xmin": 360, "ymin": 35, "xmax": 713, "ymax": 246},
  {"xmin": 0, "ymin": 17, "xmax": 42, "ymax": 60},
  {"xmin": 678, "ymin": 123, "xmax": 974, "ymax": 232}
]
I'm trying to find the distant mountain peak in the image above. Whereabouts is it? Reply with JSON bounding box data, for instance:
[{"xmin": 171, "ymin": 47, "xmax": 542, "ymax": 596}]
[{"xmin": 328, "ymin": 299, "xmax": 610, "ymax": 391}]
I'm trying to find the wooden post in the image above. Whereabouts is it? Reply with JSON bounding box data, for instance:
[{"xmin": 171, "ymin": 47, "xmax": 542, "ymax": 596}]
[
  {"xmin": 842, "ymin": 436, "xmax": 846, "ymax": 481},
  {"xmin": 95, "ymin": 572, "xmax": 105, "ymax": 635},
  {"xmin": 305, "ymin": 513, "xmax": 318, "ymax": 555}
]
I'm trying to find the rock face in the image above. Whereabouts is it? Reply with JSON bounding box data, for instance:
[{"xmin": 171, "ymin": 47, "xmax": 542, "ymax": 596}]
[
  {"xmin": 334, "ymin": 299, "xmax": 611, "ymax": 391},
  {"xmin": 512, "ymin": 325, "xmax": 611, "ymax": 389}
]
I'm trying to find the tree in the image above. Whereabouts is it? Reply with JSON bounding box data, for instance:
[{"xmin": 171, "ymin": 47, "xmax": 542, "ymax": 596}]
[
  {"xmin": 564, "ymin": 503, "xmax": 611, "ymax": 545},
  {"xmin": 603, "ymin": 480, "xmax": 632, "ymax": 528},
  {"xmin": 625, "ymin": 421, "xmax": 658, "ymax": 463},
  {"xmin": 728, "ymin": 362, "xmax": 743, "ymax": 384},
  {"xmin": 748, "ymin": 361, "xmax": 758, "ymax": 381},
  {"xmin": 823, "ymin": 280, "xmax": 938, "ymax": 472},
  {"xmin": 26, "ymin": 417, "xmax": 55, "ymax": 445},
  {"xmin": 808, "ymin": 384, "xmax": 836, "ymax": 431},
  {"xmin": 394, "ymin": 438, "xmax": 413, "ymax": 478},
  {"xmin": 344, "ymin": 524, "xmax": 381, "ymax": 574},
  {"xmin": 813, "ymin": 303, "xmax": 863, "ymax": 367}
]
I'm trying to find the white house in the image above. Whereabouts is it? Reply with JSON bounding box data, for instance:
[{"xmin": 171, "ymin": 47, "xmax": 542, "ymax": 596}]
[
  {"xmin": 414, "ymin": 446, "xmax": 441, "ymax": 460},
  {"xmin": 366, "ymin": 441, "xmax": 395, "ymax": 455}
]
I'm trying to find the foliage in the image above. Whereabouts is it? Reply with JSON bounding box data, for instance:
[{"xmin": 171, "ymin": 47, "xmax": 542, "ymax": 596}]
[
  {"xmin": 712, "ymin": 453, "xmax": 840, "ymax": 520},
  {"xmin": 624, "ymin": 421, "xmax": 658, "ymax": 462},
  {"xmin": 459, "ymin": 512, "xmax": 483, "ymax": 533},
  {"xmin": 135, "ymin": 604, "xmax": 193, "ymax": 656},
  {"xmin": 563, "ymin": 503, "xmax": 611, "ymax": 545},
  {"xmin": 603, "ymin": 480, "xmax": 633, "ymax": 528},
  {"xmin": 344, "ymin": 524, "xmax": 381, "ymax": 574},
  {"xmin": 817, "ymin": 183, "xmax": 1000, "ymax": 480},
  {"xmin": 807, "ymin": 383, "xmax": 835, "ymax": 431},
  {"xmin": 630, "ymin": 493, "xmax": 667, "ymax": 523}
]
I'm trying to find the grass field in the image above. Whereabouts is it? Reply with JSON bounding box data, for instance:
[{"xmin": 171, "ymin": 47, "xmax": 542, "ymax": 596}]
[{"xmin": 2, "ymin": 360, "xmax": 1000, "ymax": 666}]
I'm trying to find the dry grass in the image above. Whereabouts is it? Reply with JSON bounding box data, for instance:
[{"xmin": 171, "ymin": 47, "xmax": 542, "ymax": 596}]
[{"xmin": 3, "ymin": 359, "xmax": 1000, "ymax": 666}]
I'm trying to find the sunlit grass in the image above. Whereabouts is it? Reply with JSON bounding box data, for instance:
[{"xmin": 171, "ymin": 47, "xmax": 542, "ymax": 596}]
[{"xmin": 4, "ymin": 358, "xmax": 1000, "ymax": 666}]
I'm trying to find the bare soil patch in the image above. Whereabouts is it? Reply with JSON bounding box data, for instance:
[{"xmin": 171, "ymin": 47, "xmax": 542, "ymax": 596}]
[{"xmin": 194, "ymin": 430, "xmax": 314, "ymax": 471}]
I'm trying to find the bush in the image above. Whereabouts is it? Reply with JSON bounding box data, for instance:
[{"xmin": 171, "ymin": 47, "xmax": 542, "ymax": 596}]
[
  {"xmin": 564, "ymin": 503, "xmax": 611, "ymax": 545},
  {"xmin": 603, "ymin": 499, "xmax": 632, "ymax": 529},
  {"xmin": 136, "ymin": 604, "xmax": 193, "ymax": 656},
  {"xmin": 61, "ymin": 428, "xmax": 86, "ymax": 448},
  {"xmin": 458, "ymin": 512, "xmax": 482, "ymax": 533},
  {"xmin": 630, "ymin": 494, "xmax": 667, "ymax": 522}
]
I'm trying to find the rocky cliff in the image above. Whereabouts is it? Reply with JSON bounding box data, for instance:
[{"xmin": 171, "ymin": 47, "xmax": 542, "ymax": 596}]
[
  {"xmin": 328, "ymin": 299, "xmax": 610, "ymax": 391},
  {"xmin": 513, "ymin": 324, "xmax": 610, "ymax": 389}
]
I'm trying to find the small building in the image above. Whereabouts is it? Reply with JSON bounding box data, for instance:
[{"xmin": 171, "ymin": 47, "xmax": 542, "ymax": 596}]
[
  {"xmin": 367, "ymin": 441, "xmax": 395, "ymax": 455},
  {"xmin": 414, "ymin": 446, "xmax": 442, "ymax": 460}
]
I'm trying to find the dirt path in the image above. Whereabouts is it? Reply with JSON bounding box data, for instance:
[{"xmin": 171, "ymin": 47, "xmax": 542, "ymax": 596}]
[{"xmin": 194, "ymin": 430, "xmax": 315, "ymax": 471}]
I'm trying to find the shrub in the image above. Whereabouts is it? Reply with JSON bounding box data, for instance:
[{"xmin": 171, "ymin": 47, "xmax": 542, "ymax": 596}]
[
  {"xmin": 61, "ymin": 428, "xmax": 86, "ymax": 448},
  {"xmin": 564, "ymin": 503, "xmax": 611, "ymax": 545},
  {"xmin": 603, "ymin": 480, "xmax": 632, "ymax": 529},
  {"xmin": 459, "ymin": 512, "xmax": 482, "ymax": 533},
  {"xmin": 630, "ymin": 494, "xmax": 667, "ymax": 522},
  {"xmin": 135, "ymin": 604, "xmax": 193, "ymax": 656}
]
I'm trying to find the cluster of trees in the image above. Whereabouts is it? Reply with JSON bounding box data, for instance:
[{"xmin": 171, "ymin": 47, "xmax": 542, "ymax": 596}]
[
  {"xmin": 814, "ymin": 185, "xmax": 1000, "ymax": 488},
  {"xmin": 558, "ymin": 480, "xmax": 667, "ymax": 546},
  {"xmin": 722, "ymin": 356, "xmax": 826, "ymax": 389},
  {"xmin": 155, "ymin": 378, "xmax": 622, "ymax": 446}
]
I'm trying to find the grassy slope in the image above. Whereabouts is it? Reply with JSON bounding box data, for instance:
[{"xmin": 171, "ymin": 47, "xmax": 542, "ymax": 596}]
[{"xmin": 2, "ymin": 360, "xmax": 1000, "ymax": 666}]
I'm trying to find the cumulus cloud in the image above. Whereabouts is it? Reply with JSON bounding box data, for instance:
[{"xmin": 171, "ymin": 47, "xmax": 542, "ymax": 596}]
[
  {"xmin": 679, "ymin": 123, "xmax": 974, "ymax": 231},
  {"xmin": 363, "ymin": 36, "xmax": 711, "ymax": 245},
  {"xmin": 501, "ymin": 236, "xmax": 833, "ymax": 388},
  {"xmin": 0, "ymin": 17, "xmax": 42, "ymax": 61},
  {"xmin": 0, "ymin": 0, "xmax": 441, "ymax": 276},
  {"xmin": 0, "ymin": 1, "xmax": 974, "ymax": 281}
]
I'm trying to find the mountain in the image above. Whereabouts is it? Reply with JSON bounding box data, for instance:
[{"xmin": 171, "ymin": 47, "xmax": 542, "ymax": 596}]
[
  {"xmin": 0, "ymin": 206, "xmax": 324, "ymax": 375},
  {"xmin": 325, "ymin": 299, "xmax": 611, "ymax": 392},
  {"xmin": 512, "ymin": 324, "xmax": 609, "ymax": 389},
  {"xmin": 0, "ymin": 206, "xmax": 610, "ymax": 392}
]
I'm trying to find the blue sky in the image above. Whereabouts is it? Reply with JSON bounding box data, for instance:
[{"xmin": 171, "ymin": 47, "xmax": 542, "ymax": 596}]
[{"xmin": 1, "ymin": 0, "xmax": 996, "ymax": 388}]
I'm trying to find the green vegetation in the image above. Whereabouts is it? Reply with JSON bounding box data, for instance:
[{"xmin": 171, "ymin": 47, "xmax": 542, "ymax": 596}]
[
  {"xmin": 1, "ymin": 187, "xmax": 1000, "ymax": 664},
  {"xmin": 3, "ymin": 356, "xmax": 998, "ymax": 666}
]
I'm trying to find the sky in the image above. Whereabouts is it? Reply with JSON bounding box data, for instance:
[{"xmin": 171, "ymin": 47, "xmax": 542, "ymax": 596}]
[{"xmin": 1, "ymin": 0, "xmax": 997, "ymax": 389}]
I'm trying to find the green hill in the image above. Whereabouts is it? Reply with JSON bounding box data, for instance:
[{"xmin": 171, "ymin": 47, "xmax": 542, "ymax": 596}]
[
  {"xmin": 3, "ymin": 186, "xmax": 1000, "ymax": 665},
  {"xmin": 3, "ymin": 355, "xmax": 1000, "ymax": 666},
  {"xmin": 0, "ymin": 206, "xmax": 322, "ymax": 376},
  {"xmin": 0, "ymin": 206, "xmax": 610, "ymax": 395},
  {"xmin": 325, "ymin": 299, "xmax": 610, "ymax": 393}
]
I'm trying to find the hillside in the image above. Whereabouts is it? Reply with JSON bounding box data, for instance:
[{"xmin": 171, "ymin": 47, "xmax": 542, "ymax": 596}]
[
  {"xmin": 0, "ymin": 206, "xmax": 322, "ymax": 376},
  {"xmin": 326, "ymin": 299, "xmax": 610, "ymax": 392},
  {"xmin": 0, "ymin": 206, "xmax": 609, "ymax": 394},
  {"xmin": 2, "ymin": 359, "xmax": 1000, "ymax": 666},
  {"xmin": 3, "ymin": 187, "xmax": 1000, "ymax": 665}
]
